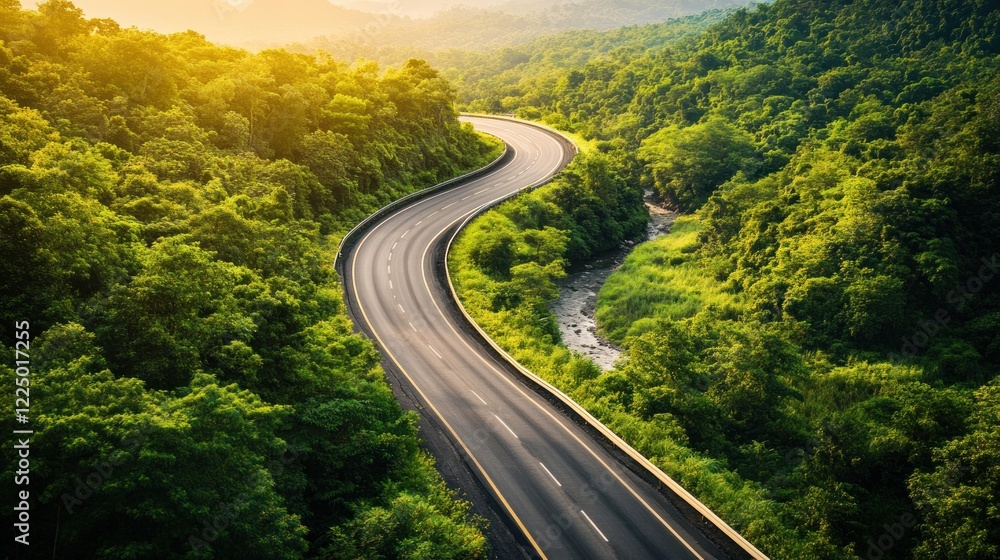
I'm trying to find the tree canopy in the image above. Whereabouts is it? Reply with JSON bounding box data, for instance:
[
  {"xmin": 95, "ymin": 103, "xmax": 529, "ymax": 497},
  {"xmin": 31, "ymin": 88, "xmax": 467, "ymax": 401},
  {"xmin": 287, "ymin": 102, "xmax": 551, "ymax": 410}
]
[
  {"xmin": 1, "ymin": 1, "xmax": 498, "ymax": 557},
  {"xmin": 450, "ymin": 0, "xmax": 1000, "ymax": 557}
]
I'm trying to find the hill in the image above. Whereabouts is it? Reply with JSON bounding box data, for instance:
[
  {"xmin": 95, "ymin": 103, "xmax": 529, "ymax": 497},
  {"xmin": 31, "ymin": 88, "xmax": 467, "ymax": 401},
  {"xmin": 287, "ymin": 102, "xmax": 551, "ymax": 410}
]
[
  {"xmin": 449, "ymin": 0, "xmax": 1000, "ymax": 558},
  {"xmin": 0, "ymin": 1, "xmax": 499, "ymax": 557},
  {"xmin": 301, "ymin": 0, "xmax": 755, "ymax": 55},
  {"xmin": 30, "ymin": 0, "xmax": 756, "ymax": 51}
]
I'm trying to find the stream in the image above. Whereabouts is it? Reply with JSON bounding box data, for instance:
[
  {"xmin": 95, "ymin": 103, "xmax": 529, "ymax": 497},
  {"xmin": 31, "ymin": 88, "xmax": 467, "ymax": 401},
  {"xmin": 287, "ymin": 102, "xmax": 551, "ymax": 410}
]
[{"xmin": 550, "ymin": 191, "xmax": 677, "ymax": 370}]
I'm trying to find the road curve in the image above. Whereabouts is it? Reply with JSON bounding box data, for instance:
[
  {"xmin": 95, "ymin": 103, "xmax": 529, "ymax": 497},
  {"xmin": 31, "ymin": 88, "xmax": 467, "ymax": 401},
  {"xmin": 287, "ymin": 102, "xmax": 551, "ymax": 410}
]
[{"xmin": 341, "ymin": 116, "xmax": 728, "ymax": 560}]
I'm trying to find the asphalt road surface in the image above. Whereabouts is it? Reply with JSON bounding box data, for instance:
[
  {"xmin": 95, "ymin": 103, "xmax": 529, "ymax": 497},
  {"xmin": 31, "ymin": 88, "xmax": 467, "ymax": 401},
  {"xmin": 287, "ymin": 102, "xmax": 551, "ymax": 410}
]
[{"xmin": 342, "ymin": 115, "xmax": 730, "ymax": 560}]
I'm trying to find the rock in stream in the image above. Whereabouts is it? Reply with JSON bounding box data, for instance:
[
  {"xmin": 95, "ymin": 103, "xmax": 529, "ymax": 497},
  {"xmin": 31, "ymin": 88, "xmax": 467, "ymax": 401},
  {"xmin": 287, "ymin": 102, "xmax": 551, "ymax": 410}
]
[{"xmin": 549, "ymin": 192, "xmax": 677, "ymax": 371}]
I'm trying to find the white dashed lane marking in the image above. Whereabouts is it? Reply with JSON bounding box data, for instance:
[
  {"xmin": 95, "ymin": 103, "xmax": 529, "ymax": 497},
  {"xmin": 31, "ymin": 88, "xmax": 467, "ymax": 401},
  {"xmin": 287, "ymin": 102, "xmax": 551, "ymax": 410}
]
[
  {"xmin": 495, "ymin": 415, "xmax": 519, "ymax": 439},
  {"xmin": 581, "ymin": 510, "xmax": 609, "ymax": 542},
  {"xmin": 540, "ymin": 462, "xmax": 562, "ymax": 487}
]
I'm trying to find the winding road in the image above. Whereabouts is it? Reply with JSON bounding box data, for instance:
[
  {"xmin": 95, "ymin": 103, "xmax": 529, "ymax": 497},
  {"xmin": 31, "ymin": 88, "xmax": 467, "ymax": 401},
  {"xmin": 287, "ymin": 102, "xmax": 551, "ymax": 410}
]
[{"xmin": 340, "ymin": 116, "xmax": 731, "ymax": 560}]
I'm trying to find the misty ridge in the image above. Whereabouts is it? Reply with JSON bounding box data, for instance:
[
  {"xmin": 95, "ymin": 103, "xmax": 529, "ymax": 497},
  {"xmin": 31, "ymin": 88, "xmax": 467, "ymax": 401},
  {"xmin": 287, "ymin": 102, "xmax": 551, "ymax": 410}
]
[{"xmin": 20, "ymin": 0, "xmax": 756, "ymax": 49}]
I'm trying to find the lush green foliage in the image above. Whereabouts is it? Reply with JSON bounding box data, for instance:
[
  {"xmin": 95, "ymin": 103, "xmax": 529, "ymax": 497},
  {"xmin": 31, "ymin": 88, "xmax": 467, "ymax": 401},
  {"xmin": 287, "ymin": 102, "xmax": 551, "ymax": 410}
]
[
  {"xmin": 453, "ymin": 0, "xmax": 1000, "ymax": 558},
  {"xmin": 450, "ymin": 145, "xmax": 647, "ymax": 376},
  {"xmin": 0, "ymin": 1, "xmax": 499, "ymax": 557},
  {"xmin": 445, "ymin": 9, "xmax": 734, "ymax": 113},
  {"xmin": 450, "ymin": 147, "xmax": 645, "ymax": 386},
  {"xmin": 638, "ymin": 118, "xmax": 756, "ymax": 211}
]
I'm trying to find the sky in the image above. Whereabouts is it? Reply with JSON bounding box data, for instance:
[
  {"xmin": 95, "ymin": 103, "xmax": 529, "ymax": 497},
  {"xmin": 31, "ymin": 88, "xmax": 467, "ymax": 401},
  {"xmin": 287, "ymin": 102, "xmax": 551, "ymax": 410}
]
[
  {"xmin": 19, "ymin": 0, "xmax": 395, "ymax": 44},
  {"xmin": 331, "ymin": 1, "xmax": 503, "ymax": 17},
  {"xmin": 21, "ymin": 0, "xmax": 514, "ymax": 19}
]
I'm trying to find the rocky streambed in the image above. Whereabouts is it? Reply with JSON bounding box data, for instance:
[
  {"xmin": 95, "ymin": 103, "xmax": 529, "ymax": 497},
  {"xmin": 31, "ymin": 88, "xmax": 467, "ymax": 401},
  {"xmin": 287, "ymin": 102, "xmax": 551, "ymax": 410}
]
[{"xmin": 550, "ymin": 192, "xmax": 677, "ymax": 371}]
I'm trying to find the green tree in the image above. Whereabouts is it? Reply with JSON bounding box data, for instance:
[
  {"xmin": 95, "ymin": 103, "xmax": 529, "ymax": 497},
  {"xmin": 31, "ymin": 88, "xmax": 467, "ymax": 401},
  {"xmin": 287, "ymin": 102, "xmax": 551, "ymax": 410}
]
[
  {"xmin": 324, "ymin": 486, "xmax": 487, "ymax": 560},
  {"xmin": 639, "ymin": 117, "xmax": 757, "ymax": 211},
  {"xmin": 468, "ymin": 217, "xmax": 518, "ymax": 277},
  {"xmin": 0, "ymin": 95, "xmax": 57, "ymax": 166},
  {"xmin": 909, "ymin": 380, "xmax": 1000, "ymax": 560},
  {"xmin": 97, "ymin": 238, "xmax": 256, "ymax": 389}
]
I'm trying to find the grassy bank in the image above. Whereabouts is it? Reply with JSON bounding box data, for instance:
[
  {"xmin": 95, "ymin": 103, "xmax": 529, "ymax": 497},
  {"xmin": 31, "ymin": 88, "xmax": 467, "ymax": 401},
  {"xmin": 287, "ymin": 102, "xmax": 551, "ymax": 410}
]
[{"xmin": 595, "ymin": 216, "xmax": 744, "ymax": 341}]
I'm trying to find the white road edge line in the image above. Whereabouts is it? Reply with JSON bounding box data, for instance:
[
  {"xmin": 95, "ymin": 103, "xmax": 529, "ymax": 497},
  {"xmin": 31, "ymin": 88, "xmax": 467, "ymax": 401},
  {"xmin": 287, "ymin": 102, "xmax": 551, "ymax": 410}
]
[
  {"xmin": 347, "ymin": 131, "xmax": 549, "ymax": 559},
  {"xmin": 416, "ymin": 145, "xmax": 708, "ymax": 560},
  {"xmin": 428, "ymin": 344, "xmax": 443, "ymax": 359},
  {"xmin": 494, "ymin": 415, "xmax": 519, "ymax": 439},
  {"xmin": 580, "ymin": 510, "xmax": 609, "ymax": 542},
  {"xmin": 539, "ymin": 462, "xmax": 562, "ymax": 487}
]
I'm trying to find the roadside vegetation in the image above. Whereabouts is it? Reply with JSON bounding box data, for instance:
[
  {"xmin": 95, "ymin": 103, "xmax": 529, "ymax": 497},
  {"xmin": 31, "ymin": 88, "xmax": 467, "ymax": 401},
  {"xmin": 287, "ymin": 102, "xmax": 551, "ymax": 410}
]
[
  {"xmin": 451, "ymin": 0, "xmax": 1000, "ymax": 558},
  {"xmin": 0, "ymin": 1, "xmax": 500, "ymax": 557},
  {"xmin": 450, "ymin": 146, "xmax": 646, "ymax": 388}
]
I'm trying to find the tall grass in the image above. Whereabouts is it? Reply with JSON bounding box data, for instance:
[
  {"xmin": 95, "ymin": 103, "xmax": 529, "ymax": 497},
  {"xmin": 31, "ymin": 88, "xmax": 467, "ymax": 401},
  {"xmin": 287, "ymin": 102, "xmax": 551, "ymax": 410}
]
[{"xmin": 596, "ymin": 216, "xmax": 744, "ymax": 342}]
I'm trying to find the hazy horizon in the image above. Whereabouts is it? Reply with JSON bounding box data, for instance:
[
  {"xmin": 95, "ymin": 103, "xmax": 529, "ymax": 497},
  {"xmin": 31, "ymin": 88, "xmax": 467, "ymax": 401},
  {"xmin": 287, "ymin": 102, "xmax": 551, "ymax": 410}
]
[
  {"xmin": 17, "ymin": 0, "xmax": 748, "ymax": 49},
  {"xmin": 19, "ymin": 0, "xmax": 535, "ymax": 22}
]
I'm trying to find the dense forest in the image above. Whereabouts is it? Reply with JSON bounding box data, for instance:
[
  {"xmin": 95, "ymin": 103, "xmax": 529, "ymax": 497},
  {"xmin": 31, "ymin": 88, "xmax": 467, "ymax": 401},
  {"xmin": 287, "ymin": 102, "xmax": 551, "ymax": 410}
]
[
  {"xmin": 452, "ymin": 0, "xmax": 1000, "ymax": 558},
  {"xmin": 445, "ymin": 9, "xmax": 738, "ymax": 113},
  {"xmin": 0, "ymin": 1, "xmax": 500, "ymax": 557},
  {"xmin": 295, "ymin": 8, "xmax": 734, "ymax": 92},
  {"xmin": 24, "ymin": 0, "xmax": 755, "ymax": 51}
]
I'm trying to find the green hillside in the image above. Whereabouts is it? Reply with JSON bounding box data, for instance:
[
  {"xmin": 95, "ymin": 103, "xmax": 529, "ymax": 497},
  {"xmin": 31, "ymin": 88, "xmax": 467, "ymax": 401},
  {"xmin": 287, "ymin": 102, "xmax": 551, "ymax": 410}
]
[
  {"xmin": 0, "ymin": 1, "xmax": 499, "ymax": 557},
  {"xmin": 451, "ymin": 0, "xmax": 1000, "ymax": 557}
]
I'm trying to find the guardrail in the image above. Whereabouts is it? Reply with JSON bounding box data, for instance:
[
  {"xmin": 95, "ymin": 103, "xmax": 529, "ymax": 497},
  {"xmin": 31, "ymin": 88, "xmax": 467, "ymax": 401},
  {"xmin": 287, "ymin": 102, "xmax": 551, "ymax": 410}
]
[
  {"xmin": 336, "ymin": 114, "xmax": 769, "ymax": 560},
  {"xmin": 441, "ymin": 117, "xmax": 770, "ymax": 560},
  {"xmin": 334, "ymin": 139, "xmax": 512, "ymax": 275}
]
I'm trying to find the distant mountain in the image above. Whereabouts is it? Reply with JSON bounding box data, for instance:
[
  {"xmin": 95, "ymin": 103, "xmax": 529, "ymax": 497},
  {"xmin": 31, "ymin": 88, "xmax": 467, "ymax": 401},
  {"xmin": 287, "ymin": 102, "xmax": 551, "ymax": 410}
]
[
  {"xmin": 304, "ymin": 0, "xmax": 756, "ymax": 55},
  {"xmin": 333, "ymin": 0, "xmax": 492, "ymax": 17},
  {"xmin": 20, "ymin": 0, "xmax": 755, "ymax": 50},
  {"xmin": 530, "ymin": 0, "xmax": 756, "ymax": 29},
  {"xmin": 27, "ymin": 0, "xmax": 224, "ymax": 34}
]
